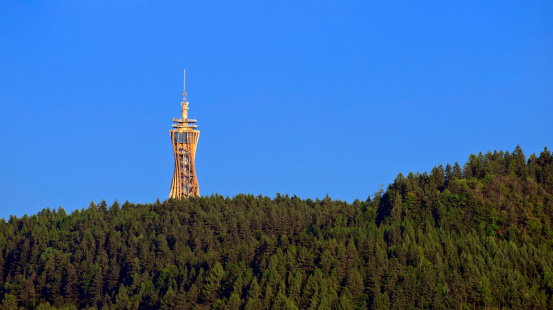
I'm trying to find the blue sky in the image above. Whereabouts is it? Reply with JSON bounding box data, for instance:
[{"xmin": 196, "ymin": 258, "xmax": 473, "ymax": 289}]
[{"xmin": 1, "ymin": 1, "xmax": 551, "ymax": 219}]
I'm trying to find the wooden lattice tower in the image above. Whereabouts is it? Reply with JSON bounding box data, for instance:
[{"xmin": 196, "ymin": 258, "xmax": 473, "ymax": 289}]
[{"xmin": 170, "ymin": 70, "xmax": 200, "ymax": 198}]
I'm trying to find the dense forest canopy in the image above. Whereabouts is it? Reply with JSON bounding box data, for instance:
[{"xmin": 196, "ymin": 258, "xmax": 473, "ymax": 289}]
[{"xmin": 1, "ymin": 146, "xmax": 552, "ymax": 309}]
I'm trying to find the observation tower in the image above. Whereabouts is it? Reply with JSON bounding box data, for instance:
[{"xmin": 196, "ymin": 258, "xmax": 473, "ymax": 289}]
[{"xmin": 169, "ymin": 70, "xmax": 200, "ymax": 198}]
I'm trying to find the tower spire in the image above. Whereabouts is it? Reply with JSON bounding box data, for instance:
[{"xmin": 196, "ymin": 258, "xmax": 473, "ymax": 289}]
[
  {"xmin": 181, "ymin": 70, "xmax": 189, "ymax": 120},
  {"xmin": 182, "ymin": 70, "xmax": 187, "ymax": 102}
]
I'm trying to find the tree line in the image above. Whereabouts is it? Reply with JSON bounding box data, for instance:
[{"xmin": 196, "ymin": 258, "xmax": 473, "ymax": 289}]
[{"xmin": 0, "ymin": 145, "xmax": 552, "ymax": 309}]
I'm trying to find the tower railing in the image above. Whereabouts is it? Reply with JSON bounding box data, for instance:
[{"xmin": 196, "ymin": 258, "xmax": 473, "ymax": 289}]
[{"xmin": 173, "ymin": 118, "xmax": 197, "ymax": 123}]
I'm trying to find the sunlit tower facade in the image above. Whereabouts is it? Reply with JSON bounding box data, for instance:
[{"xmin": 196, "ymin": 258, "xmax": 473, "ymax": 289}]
[{"xmin": 169, "ymin": 70, "xmax": 200, "ymax": 198}]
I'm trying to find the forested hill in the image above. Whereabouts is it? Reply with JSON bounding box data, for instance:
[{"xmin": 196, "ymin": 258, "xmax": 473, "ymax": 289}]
[{"xmin": 1, "ymin": 146, "xmax": 553, "ymax": 310}]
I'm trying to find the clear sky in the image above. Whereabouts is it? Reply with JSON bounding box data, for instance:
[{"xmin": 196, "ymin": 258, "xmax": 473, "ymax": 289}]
[{"xmin": 1, "ymin": 1, "xmax": 551, "ymax": 219}]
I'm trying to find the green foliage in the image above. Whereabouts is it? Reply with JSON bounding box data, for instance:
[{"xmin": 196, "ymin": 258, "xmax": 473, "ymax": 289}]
[{"xmin": 0, "ymin": 146, "xmax": 552, "ymax": 309}]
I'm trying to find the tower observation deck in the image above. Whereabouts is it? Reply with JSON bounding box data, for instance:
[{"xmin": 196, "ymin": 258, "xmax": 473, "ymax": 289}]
[{"xmin": 169, "ymin": 70, "xmax": 200, "ymax": 198}]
